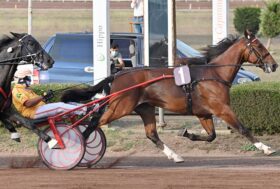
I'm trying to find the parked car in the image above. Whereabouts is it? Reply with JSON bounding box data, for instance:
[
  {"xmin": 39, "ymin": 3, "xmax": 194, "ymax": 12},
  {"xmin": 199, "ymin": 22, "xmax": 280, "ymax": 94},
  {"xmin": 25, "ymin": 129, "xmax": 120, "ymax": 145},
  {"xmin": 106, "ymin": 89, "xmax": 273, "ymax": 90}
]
[
  {"xmin": 36, "ymin": 32, "xmax": 143, "ymax": 84},
  {"xmin": 35, "ymin": 32, "xmax": 260, "ymax": 84}
]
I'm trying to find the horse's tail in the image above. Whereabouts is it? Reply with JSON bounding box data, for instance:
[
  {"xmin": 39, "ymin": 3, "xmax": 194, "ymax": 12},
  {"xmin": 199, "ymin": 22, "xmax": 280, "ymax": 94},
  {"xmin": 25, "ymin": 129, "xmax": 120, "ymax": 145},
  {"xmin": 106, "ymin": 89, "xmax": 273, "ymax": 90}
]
[{"xmin": 61, "ymin": 75, "xmax": 114, "ymax": 103}]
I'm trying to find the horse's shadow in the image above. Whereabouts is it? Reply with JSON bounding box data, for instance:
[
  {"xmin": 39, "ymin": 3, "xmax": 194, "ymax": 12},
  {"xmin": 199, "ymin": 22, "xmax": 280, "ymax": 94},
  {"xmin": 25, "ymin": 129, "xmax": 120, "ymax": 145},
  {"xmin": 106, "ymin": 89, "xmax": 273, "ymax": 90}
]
[{"xmin": 269, "ymin": 150, "xmax": 280, "ymax": 157}]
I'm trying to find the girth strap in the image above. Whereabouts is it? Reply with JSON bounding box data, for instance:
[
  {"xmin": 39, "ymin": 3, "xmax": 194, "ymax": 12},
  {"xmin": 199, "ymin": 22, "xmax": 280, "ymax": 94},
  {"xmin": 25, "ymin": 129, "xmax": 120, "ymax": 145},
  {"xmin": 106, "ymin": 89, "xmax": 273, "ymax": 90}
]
[
  {"xmin": 182, "ymin": 84, "xmax": 193, "ymax": 115},
  {"xmin": 181, "ymin": 78, "xmax": 232, "ymax": 115}
]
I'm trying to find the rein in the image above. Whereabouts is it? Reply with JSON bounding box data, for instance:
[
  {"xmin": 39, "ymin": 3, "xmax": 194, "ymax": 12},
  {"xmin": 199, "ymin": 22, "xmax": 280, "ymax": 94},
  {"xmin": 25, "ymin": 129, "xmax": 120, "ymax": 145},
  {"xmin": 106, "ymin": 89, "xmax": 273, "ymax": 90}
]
[
  {"xmin": 0, "ymin": 55, "xmax": 37, "ymax": 64},
  {"xmin": 188, "ymin": 63, "xmax": 261, "ymax": 68},
  {"xmin": 50, "ymin": 80, "xmax": 97, "ymax": 94},
  {"xmin": 192, "ymin": 78, "xmax": 232, "ymax": 88}
]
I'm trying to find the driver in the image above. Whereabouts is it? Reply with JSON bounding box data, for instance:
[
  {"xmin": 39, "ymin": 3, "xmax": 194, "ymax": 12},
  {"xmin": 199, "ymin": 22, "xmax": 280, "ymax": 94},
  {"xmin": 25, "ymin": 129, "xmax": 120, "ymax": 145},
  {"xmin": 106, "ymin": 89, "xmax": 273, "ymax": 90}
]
[{"xmin": 12, "ymin": 68, "xmax": 87, "ymax": 148}]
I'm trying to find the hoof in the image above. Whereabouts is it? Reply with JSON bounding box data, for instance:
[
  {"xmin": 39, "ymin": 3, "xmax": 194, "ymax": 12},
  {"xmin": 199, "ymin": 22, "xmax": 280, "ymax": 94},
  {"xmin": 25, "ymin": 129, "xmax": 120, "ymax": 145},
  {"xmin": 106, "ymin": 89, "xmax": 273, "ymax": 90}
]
[
  {"xmin": 11, "ymin": 133, "xmax": 21, "ymax": 142},
  {"xmin": 254, "ymin": 142, "xmax": 276, "ymax": 156},
  {"xmin": 173, "ymin": 155, "xmax": 184, "ymax": 163},
  {"xmin": 264, "ymin": 148, "xmax": 276, "ymax": 156},
  {"xmin": 12, "ymin": 138, "xmax": 21, "ymax": 143},
  {"xmin": 177, "ymin": 127, "xmax": 188, "ymax": 137}
]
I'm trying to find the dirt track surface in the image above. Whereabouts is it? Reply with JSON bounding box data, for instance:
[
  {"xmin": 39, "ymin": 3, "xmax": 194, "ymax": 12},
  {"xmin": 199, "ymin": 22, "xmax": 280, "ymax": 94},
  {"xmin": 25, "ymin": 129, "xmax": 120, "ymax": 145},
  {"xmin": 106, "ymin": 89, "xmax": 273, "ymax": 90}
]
[
  {"xmin": 0, "ymin": 153, "xmax": 280, "ymax": 189},
  {"xmin": 1, "ymin": 168, "xmax": 280, "ymax": 189}
]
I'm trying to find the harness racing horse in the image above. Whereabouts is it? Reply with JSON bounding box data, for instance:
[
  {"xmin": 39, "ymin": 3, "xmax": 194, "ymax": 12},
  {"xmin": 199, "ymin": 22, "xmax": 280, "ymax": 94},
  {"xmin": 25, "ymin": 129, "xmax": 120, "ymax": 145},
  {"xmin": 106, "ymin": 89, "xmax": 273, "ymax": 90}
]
[
  {"xmin": 0, "ymin": 32, "xmax": 54, "ymax": 142},
  {"xmin": 62, "ymin": 30, "xmax": 278, "ymax": 162},
  {"xmin": 149, "ymin": 37, "xmax": 168, "ymax": 67}
]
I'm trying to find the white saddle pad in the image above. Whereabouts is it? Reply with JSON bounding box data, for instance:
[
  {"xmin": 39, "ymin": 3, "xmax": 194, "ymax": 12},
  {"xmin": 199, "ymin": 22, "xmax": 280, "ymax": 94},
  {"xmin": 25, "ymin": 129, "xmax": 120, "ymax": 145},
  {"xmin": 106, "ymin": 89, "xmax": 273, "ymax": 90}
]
[{"xmin": 173, "ymin": 65, "xmax": 191, "ymax": 86}]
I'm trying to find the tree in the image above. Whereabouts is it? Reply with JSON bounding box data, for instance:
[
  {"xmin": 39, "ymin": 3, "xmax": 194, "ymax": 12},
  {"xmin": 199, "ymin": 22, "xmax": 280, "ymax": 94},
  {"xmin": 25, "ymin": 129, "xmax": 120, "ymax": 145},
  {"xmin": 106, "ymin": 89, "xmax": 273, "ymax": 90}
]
[
  {"xmin": 260, "ymin": 0, "xmax": 280, "ymax": 49},
  {"xmin": 234, "ymin": 7, "xmax": 261, "ymax": 35}
]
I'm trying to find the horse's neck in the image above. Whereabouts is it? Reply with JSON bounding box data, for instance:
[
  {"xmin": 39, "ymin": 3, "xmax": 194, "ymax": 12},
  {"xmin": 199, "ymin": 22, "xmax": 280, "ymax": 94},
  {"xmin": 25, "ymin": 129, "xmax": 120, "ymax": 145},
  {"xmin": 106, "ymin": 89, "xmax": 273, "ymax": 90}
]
[
  {"xmin": 211, "ymin": 40, "xmax": 245, "ymax": 83},
  {"xmin": 0, "ymin": 41, "xmax": 20, "ymax": 90}
]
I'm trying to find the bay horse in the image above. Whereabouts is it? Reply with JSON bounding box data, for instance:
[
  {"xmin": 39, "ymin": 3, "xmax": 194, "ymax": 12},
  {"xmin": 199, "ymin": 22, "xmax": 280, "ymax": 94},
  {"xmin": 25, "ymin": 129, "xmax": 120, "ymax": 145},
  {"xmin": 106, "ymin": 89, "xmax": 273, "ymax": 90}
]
[
  {"xmin": 0, "ymin": 32, "xmax": 54, "ymax": 142},
  {"xmin": 62, "ymin": 30, "xmax": 278, "ymax": 162}
]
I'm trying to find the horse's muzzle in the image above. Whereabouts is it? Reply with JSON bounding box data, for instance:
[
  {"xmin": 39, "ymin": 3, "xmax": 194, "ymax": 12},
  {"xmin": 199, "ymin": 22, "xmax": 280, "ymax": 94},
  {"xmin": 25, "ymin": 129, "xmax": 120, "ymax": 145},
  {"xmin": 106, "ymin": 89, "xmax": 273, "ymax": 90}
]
[
  {"xmin": 41, "ymin": 57, "xmax": 54, "ymax": 70},
  {"xmin": 272, "ymin": 63, "xmax": 278, "ymax": 72},
  {"xmin": 264, "ymin": 63, "xmax": 278, "ymax": 73}
]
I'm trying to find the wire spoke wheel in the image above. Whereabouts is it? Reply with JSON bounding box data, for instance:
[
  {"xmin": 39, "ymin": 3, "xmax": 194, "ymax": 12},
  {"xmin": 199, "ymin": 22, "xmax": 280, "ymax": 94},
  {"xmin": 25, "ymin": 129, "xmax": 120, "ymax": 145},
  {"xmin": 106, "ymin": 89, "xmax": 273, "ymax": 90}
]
[
  {"xmin": 38, "ymin": 124, "xmax": 85, "ymax": 170},
  {"xmin": 78, "ymin": 125, "xmax": 107, "ymax": 167}
]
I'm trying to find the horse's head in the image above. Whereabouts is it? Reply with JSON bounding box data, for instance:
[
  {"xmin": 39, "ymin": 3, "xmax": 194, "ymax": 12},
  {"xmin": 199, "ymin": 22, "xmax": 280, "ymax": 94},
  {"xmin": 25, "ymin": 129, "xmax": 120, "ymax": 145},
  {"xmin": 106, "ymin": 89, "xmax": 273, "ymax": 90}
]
[
  {"xmin": 8, "ymin": 32, "xmax": 54, "ymax": 70},
  {"xmin": 243, "ymin": 30, "xmax": 278, "ymax": 73}
]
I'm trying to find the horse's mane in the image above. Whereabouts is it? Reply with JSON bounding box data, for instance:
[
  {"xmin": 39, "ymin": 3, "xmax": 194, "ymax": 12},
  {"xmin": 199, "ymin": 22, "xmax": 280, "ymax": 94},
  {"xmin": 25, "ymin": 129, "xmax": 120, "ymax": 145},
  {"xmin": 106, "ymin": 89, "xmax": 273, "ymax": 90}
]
[
  {"xmin": 175, "ymin": 35, "xmax": 240, "ymax": 66},
  {"xmin": 0, "ymin": 35, "xmax": 15, "ymax": 52},
  {"xmin": 202, "ymin": 35, "xmax": 239, "ymax": 63}
]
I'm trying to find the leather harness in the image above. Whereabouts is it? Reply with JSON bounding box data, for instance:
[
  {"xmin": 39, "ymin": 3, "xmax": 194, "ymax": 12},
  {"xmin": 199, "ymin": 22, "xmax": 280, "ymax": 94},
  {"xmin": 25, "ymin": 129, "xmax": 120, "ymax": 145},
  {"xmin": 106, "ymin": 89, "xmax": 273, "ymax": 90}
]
[
  {"xmin": 182, "ymin": 78, "xmax": 232, "ymax": 115},
  {"xmin": 0, "ymin": 87, "xmax": 12, "ymax": 112},
  {"xmin": 180, "ymin": 37, "xmax": 268, "ymax": 115}
]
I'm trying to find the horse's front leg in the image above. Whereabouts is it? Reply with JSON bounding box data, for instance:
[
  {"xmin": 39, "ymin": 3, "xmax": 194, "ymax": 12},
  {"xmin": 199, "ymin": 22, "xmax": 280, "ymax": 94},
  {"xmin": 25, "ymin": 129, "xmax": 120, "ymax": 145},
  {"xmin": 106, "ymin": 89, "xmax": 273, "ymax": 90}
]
[
  {"xmin": 215, "ymin": 105, "xmax": 276, "ymax": 155},
  {"xmin": 135, "ymin": 104, "xmax": 184, "ymax": 163},
  {"xmin": 6, "ymin": 111, "xmax": 51, "ymax": 143},
  {"xmin": 179, "ymin": 115, "xmax": 216, "ymax": 142},
  {"xmin": 0, "ymin": 116, "xmax": 20, "ymax": 142}
]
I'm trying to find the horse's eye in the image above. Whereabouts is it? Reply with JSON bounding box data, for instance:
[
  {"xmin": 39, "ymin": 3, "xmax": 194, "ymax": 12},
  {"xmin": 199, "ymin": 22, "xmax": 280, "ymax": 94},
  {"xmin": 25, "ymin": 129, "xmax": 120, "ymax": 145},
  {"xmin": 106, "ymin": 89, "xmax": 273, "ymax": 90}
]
[{"xmin": 28, "ymin": 40, "xmax": 34, "ymax": 46}]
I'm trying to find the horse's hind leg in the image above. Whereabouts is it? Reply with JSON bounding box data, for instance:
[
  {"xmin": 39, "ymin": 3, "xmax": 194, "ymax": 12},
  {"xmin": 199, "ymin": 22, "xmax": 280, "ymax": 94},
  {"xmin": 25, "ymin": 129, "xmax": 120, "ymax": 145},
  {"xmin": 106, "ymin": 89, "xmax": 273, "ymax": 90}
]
[
  {"xmin": 215, "ymin": 105, "xmax": 275, "ymax": 155},
  {"xmin": 135, "ymin": 104, "xmax": 184, "ymax": 163},
  {"xmin": 180, "ymin": 115, "xmax": 216, "ymax": 142}
]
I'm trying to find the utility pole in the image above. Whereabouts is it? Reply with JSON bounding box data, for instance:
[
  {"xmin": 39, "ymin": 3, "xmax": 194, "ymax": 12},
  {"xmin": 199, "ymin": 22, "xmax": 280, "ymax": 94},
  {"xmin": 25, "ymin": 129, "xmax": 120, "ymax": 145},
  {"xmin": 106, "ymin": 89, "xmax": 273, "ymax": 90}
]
[
  {"xmin": 158, "ymin": 0, "xmax": 176, "ymax": 129},
  {"xmin": 28, "ymin": 0, "xmax": 32, "ymax": 34},
  {"xmin": 168, "ymin": 0, "xmax": 176, "ymax": 67},
  {"xmin": 93, "ymin": 0, "xmax": 110, "ymax": 84},
  {"xmin": 212, "ymin": 0, "xmax": 228, "ymax": 45},
  {"xmin": 93, "ymin": 0, "xmax": 110, "ymax": 128}
]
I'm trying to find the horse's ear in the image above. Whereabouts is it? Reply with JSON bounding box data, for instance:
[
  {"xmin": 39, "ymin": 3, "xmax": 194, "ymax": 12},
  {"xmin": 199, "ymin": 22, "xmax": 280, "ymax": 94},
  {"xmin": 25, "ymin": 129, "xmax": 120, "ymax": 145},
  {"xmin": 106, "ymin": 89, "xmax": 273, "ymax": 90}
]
[
  {"xmin": 10, "ymin": 32, "xmax": 24, "ymax": 39},
  {"xmin": 244, "ymin": 29, "xmax": 255, "ymax": 41}
]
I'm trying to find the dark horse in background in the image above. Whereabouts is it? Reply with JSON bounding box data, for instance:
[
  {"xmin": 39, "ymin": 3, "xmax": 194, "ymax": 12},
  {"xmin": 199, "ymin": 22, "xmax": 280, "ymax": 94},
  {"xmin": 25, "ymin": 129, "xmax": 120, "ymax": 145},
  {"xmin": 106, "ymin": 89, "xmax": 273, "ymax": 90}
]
[
  {"xmin": 62, "ymin": 30, "xmax": 278, "ymax": 162},
  {"xmin": 0, "ymin": 33, "xmax": 54, "ymax": 142},
  {"xmin": 149, "ymin": 37, "xmax": 168, "ymax": 67}
]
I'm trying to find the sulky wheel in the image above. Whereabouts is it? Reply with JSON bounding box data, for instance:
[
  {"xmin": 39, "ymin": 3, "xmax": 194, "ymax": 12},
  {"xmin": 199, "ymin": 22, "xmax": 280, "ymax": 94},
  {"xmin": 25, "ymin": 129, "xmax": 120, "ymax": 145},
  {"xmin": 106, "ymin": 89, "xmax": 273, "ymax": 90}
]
[
  {"xmin": 78, "ymin": 125, "xmax": 107, "ymax": 167},
  {"xmin": 38, "ymin": 124, "xmax": 85, "ymax": 170}
]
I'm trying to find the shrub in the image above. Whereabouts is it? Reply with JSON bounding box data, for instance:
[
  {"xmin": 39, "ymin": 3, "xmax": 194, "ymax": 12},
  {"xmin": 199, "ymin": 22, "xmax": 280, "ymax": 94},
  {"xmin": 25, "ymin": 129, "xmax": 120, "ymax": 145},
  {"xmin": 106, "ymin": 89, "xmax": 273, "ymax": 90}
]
[
  {"xmin": 30, "ymin": 83, "xmax": 88, "ymax": 103},
  {"xmin": 230, "ymin": 82, "xmax": 280, "ymax": 135},
  {"xmin": 233, "ymin": 7, "xmax": 261, "ymax": 34},
  {"xmin": 260, "ymin": 0, "xmax": 280, "ymax": 48}
]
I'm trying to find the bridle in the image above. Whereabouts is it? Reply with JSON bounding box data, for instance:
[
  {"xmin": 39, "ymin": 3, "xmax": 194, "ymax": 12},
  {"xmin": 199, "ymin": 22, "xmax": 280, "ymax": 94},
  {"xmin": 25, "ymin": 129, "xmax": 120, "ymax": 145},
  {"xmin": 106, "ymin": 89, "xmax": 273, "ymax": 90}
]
[
  {"xmin": 18, "ymin": 35, "xmax": 45, "ymax": 68},
  {"xmin": 0, "ymin": 34, "xmax": 44, "ymax": 69},
  {"xmin": 245, "ymin": 38, "xmax": 271, "ymax": 70}
]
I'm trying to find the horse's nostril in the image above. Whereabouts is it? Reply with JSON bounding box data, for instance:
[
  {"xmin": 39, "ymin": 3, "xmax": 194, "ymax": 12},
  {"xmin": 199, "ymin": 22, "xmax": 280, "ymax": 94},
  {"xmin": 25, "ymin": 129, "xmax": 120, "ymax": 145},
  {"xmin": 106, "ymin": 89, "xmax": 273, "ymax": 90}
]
[{"xmin": 272, "ymin": 64, "xmax": 278, "ymax": 70}]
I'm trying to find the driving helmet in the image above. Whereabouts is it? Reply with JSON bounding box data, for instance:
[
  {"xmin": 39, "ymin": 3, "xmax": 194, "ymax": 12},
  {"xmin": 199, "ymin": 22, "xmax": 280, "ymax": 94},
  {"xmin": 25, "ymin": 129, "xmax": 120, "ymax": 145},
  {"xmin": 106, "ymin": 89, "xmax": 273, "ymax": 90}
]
[{"xmin": 14, "ymin": 67, "xmax": 33, "ymax": 86}]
